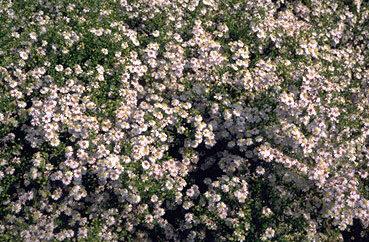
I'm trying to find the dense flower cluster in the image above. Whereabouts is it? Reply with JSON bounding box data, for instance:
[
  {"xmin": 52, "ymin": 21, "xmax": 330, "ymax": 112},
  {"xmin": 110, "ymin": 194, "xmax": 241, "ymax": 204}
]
[{"xmin": 1, "ymin": 0, "xmax": 369, "ymax": 241}]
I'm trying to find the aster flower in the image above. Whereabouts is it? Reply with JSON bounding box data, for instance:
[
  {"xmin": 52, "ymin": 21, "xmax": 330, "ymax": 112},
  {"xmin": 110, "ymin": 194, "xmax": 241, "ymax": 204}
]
[
  {"xmin": 19, "ymin": 51, "xmax": 29, "ymax": 60},
  {"xmin": 55, "ymin": 65, "xmax": 64, "ymax": 72}
]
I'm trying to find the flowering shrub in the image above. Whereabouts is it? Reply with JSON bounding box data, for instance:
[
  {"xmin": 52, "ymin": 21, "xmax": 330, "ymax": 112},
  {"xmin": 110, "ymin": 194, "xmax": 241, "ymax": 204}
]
[{"xmin": 1, "ymin": 0, "xmax": 369, "ymax": 241}]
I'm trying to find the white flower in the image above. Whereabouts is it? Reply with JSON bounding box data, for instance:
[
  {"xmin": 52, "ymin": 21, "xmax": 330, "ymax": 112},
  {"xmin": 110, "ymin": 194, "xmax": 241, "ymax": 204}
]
[
  {"xmin": 145, "ymin": 214, "xmax": 154, "ymax": 224},
  {"xmin": 203, "ymin": 0, "xmax": 213, "ymax": 6},
  {"xmin": 20, "ymin": 51, "xmax": 28, "ymax": 60},
  {"xmin": 142, "ymin": 160, "xmax": 150, "ymax": 170},
  {"xmin": 55, "ymin": 64, "xmax": 64, "ymax": 72},
  {"xmin": 101, "ymin": 48, "xmax": 108, "ymax": 55},
  {"xmin": 130, "ymin": 36, "xmax": 140, "ymax": 46},
  {"xmin": 159, "ymin": 133, "xmax": 167, "ymax": 142},
  {"xmin": 262, "ymin": 207, "xmax": 272, "ymax": 216},
  {"xmin": 50, "ymin": 138, "xmax": 60, "ymax": 147},
  {"xmin": 186, "ymin": 188, "xmax": 195, "ymax": 197},
  {"xmin": 110, "ymin": 172, "xmax": 119, "ymax": 180},
  {"xmin": 12, "ymin": 32, "xmax": 20, "ymax": 38},
  {"xmin": 72, "ymin": 185, "xmax": 80, "ymax": 194},
  {"xmin": 133, "ymin": 194, "xmax": 141, "ymax": 204},
  {"xmin": 107, "ymin": 154, "xmax": 119, "ymax": 166},
  {"xmin": 78, "ymin": 140, "xmax": 89, "ymax": 149},
  {"xmin": 97, "ymin": 73, "xmax": 104, "ymax": 81},
  {"xmin": 12, "ymin": 203, "xmax": 22, "ymax": 213},
  {"xmin": 234, "ymin": 190, "xmax": 247, "ymax": 203},
  {"xmin": 152, "ymin": 30, "xmax": 160, "ymax": 37},
  {"xmin": 312, "ymin": 126, "xmax": 321, "ymax": 136},
  {"xmin": 147, "ymin": 49, "xmax": 156, "ymax": 58},
  {"xmin": 96, "ymin": 65, "xmax": 104, "ymax": 74},
  {"xmin": 75, "ymin": 64, "xmax": 83, "ymax": 74},
  {"xmin": 280, "ymin": 92, "xmax": 294, "ymax": 106},
  {"xmin": 185, "ymin": 213, "xmax": 193, "ymax": 223},
  {"xmin": 265, "ymin": 227, "xmax": 275, "ymax": 239},
  {"xmin": 256, "ymin": 166, "xmax": 265, "ymax": 175},
  {"xmin": 29, "ymin": 32, "xmax": 38, "ymax": 40},
  {"xmin": 165, "ymin": 180, "xmax": 173, "ymax": 190},
  {"xmin": 95, "ymin": 28, "xmax": 104, "ymax": 36}
]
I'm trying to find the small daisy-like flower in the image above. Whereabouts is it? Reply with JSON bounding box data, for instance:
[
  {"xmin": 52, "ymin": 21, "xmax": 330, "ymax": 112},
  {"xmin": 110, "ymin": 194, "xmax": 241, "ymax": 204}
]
[
  {"xmin": 165, "ymin": 180, "xmax": 174, "ymax": 190},
  {"xmin": 185, "ymin": 213, "xmax": 193, "ymax": 223},
  {"xmin": 256, "ymin": 166, "xmax": 265, "ymax": 175},
  {"xmin": 312, "ymin": 126, "xmax": 321, "ymax": 136},
  {"xmin": 96, "ymin": 65, "xmax": 104, "ymax": 74},
  {"xmin": 101, "ymin": 48, "xmax": 108, "ymax": 55},
  {"xmin": 95, "ymin": 28, "xmax": 104, "ymax": 36},
  {"xmin": 133, "ymin": 194, "xmax": 141, "ymax": 204},
  {"xmin": 186, "ymin": 188, "xmax": 195, "ymax": 197},
  {"xmin": 25, "ymin": 191, "xmax": 34, "ymax": 200},
  {"xmin": 75, "ymin": 64, "xmax": 83, "ymax": 74},
  {"xmin": 265, "ymin": 227, "xmax": 275, "ymax": 239},
  {"xmin": 151, "ymin": 194, "xmax": 158, "ymax": 203},
  {"xmin": 78, "ymin": 227, "xmax": 88, "ymax": 238},
  {"xmin": 110, "ymin": 172, "xmax": 119, "ymax": 180},
  {"xmin": 107, "ymin": 216, "xmax": 115, "ymax": 226},
  {"xmin": 152, "ymin": 30, "xmax": 160, "ymax": 37},
  {"xmin": 203, "ymin": 0, "xmax": 213, "ymax": 6},
  {"xmin": 19, "ymin": 51, "xmax": 28, "ymax": 60},
  {"xmin": 29, "ymin": 32, "xmax": 38, "ymax": 40},
  {"xmin": 65, "ymin": 67, "xmax": 72, "ymax": 75},
  {"xmin": 51, "ymin": 189, "xmax": 61, "ymax": 200},
  {"xmin": 159, "ymin": 132, "xmax": 167, "ymax": 142},
  {"xmin": 360, "ymin": 171, "xmax": 368, "ymax": 179},
  {"xmin": 50, "ymin": 138, "xmax": 60, "ymax": 147},
  {"xmin": 78, "ymin": 140, "xmax": 89, "ymax": 149},
  {"xmin": 72, "ymin": 185, "xmax": 80, "ymax": 194},
  {"xmin": 147, "ymin": 49, "xmax": 156, "ymax": 58},
  {"xmin": 261, "ymin": 234, "xmax": 267, "ymax": 241},
  {"xmin": 142, "ymin": 160, "xmax": 150, "ymax": 170},
  {"xmin": 262, "ymin": 207, "xmax": 272, "ymax": 216},
  {"xmin": 55, "ymin": 64, "xmax": 64, "ymax": 72},
  {"xmin": 12, "ymin": 32, "xmax": 20, "ymax": 38},
  {"xmin": 12, "ymin": 203, "xmax": 22, "ymax": 213}
]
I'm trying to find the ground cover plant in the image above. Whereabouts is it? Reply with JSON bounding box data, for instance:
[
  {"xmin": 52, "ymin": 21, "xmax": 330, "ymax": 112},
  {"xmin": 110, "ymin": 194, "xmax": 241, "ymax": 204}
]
[{"xmin": 1, "ymin": 0, "xmax": 369, "ymax": 241}]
